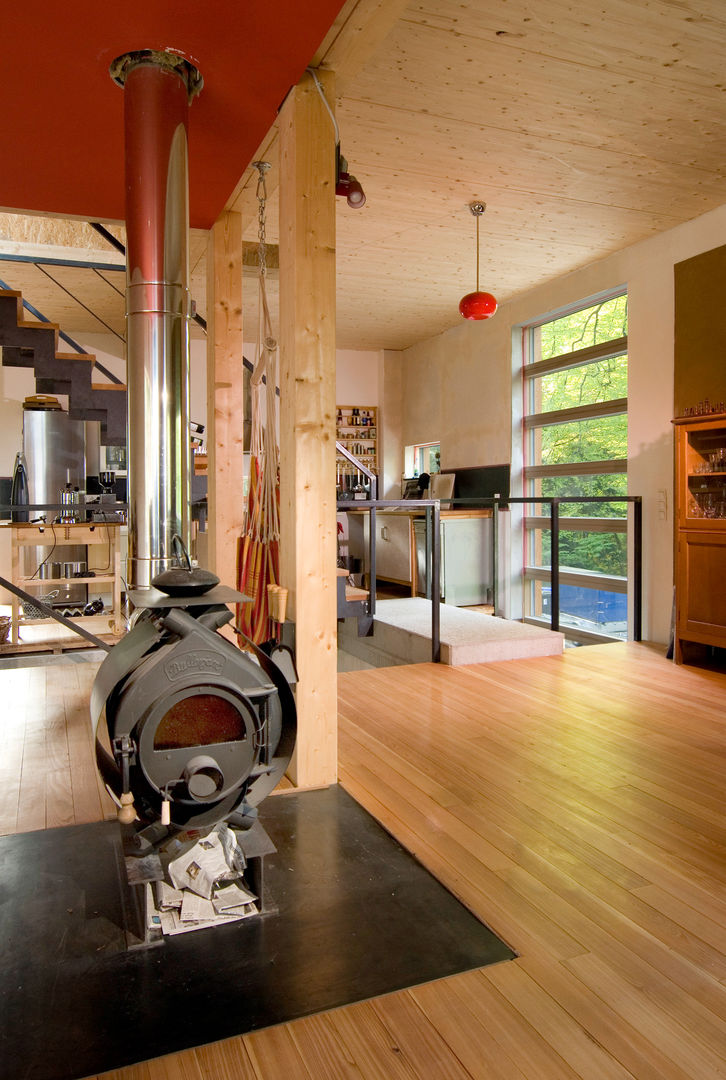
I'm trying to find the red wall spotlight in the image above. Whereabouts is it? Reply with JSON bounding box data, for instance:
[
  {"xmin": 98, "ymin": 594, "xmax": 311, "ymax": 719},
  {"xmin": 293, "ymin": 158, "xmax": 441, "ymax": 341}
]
[{"xmin": 336, "ymin": 149, "xmax": 366, "ymax": 208}]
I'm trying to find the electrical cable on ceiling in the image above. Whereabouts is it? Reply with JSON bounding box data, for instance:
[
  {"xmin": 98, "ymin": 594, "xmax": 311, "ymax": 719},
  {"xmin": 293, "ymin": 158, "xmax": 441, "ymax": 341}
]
[
  {"xmin": 306, "ymin": 66, "xmax": 366, "ymax": 208},
  {"xmin": 307, "ymin": 67, "xmax": 340, "ymax": 144}
]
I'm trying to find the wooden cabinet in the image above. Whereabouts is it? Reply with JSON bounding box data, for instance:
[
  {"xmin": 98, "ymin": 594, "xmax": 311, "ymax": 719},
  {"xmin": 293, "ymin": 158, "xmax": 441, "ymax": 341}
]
[{"xmin": 673, "ymin": 413, "xmax": 726, "ymax": 661}]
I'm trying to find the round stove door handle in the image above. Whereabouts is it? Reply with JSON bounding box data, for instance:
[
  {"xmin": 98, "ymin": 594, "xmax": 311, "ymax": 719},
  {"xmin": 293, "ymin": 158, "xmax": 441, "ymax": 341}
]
[{"xmin": 183, "ymin": 755, "xmax": 225, "ymax": 801}]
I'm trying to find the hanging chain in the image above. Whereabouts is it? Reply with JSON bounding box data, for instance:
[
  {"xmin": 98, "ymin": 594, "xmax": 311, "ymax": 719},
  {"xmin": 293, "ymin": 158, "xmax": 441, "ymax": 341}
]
[{"xmin": 252, "ymin": 160, "xmax": 271, "ymax": 278}]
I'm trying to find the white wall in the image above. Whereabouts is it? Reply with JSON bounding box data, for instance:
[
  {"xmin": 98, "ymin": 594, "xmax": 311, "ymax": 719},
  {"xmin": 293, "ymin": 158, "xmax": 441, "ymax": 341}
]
[
  {"xmin": 336, "ymin": 349, "xmax": 381, "ymax": 406},
  {"xmin": 395, "ymin": 203, "xmax": 726, "ymax": 645}
]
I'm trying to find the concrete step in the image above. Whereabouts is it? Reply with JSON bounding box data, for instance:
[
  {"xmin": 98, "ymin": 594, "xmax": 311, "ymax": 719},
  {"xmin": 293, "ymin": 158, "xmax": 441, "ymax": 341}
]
[{"xmin": 338, "ymin": 597, "xmax": 565, "ymax": 667}]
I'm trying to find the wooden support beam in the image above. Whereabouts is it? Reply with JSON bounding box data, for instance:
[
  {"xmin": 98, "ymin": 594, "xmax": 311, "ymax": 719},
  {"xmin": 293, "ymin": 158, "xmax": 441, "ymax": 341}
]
[
  {"xmin": 205, "ymin": 211, "xmax": 245, "ymax": 592},
  {"xmin": 278, "ymin": 69, "xmax": 338, "ymax": 789}
]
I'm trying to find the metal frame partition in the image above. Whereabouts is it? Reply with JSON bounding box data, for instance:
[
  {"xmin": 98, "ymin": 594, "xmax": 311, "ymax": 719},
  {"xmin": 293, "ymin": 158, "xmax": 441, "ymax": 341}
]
[
  {"xmin": 336, "ymin": 450, "xmax": 442, "ymax": 661},
  {"xmin": 512, "ymin": 494, "xmax": 642, "ymax": 641},
  {"xmin": 405, "ymin": 493, "xmax": 641, "ymax": 642},
  {"xmin": 336, "ymin": 469, "xmax": 641, "ymax": 660}
]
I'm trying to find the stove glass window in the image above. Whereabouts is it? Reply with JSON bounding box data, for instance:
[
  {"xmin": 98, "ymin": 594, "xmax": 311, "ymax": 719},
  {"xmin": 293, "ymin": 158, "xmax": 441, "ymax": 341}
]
[{"xmin": 154, "ymin": 694, "xmax": 246, "ymax": 750}]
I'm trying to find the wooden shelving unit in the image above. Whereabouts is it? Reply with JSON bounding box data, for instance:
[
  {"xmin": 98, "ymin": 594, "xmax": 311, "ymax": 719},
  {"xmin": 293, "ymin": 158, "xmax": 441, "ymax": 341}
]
[
  {"xmin": 673, "ymin": 412, "xmax": 726, "ymax": 662},
  {"xmin": 336, "ymin": 405, "xmax": 378, "ymax": 477},
  {"xmin": 6, "ymin": 521, "xmax": 124, "ymax": 647}
]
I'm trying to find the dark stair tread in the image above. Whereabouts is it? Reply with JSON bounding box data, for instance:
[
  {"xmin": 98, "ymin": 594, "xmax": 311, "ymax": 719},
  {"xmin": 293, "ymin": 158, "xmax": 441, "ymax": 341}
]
[{"xmin": 0, "ymin": 288, "xmax": 127, "ymax": 445}]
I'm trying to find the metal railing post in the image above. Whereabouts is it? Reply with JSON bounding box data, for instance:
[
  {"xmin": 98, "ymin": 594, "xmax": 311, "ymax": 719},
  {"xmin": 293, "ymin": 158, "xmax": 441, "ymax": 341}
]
[
  {"xmin": 369, "ymin": 505, "xmax": 377, "ymax": 617},
  {"xmin": 492, "ymin": 497, "xmax": 498, "ymax": 613},
  {"xmin": 431, "ymin": 502, "xmax": 441, "ymax": 662},
  {"xmin": 424, "ymin": 506, "xmax": 432, "ymax": 599},
  {"xmin": 550, "ymin": 499, "xmax": 560, "ymax": 633},
  {"xmin": 632, "ymin": 496, "xmax": 642, "ymax": 642}
]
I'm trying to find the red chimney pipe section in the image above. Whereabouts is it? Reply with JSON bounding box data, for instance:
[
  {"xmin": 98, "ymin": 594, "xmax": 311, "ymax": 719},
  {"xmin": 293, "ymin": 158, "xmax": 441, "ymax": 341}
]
[{"xmin": 110, "ymin": 50, "xmax": 203, "ymax": 591}]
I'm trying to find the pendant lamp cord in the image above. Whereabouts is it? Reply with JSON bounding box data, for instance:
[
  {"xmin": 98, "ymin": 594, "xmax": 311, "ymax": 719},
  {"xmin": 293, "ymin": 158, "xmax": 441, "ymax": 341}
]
[
  {"xmin": 476, "ymin": 212, "xmax": 480, "ymax": 292},
  {"xmin": 469, "ymin": 201, "xmax": 486, "ymax": 292}
]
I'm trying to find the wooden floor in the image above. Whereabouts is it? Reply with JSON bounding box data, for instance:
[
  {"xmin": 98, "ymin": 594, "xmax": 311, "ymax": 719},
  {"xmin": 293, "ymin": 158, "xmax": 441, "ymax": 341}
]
[{"xmin": 3, "ymin": 642, "xmax": 726, "ymax": 1079}]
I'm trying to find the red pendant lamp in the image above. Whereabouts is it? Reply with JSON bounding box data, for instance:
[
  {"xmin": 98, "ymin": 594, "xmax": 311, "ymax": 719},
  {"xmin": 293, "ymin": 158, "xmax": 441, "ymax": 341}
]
[{"xmin": 459, "ymin": 202, "xmax": 497, "ymax": 321}]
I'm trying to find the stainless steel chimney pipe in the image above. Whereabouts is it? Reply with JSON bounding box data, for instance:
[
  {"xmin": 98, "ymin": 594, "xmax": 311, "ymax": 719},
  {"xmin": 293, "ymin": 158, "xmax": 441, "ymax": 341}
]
[{"xmin": 110, "ymin": 50, "xmax": 202, "ymax": 591}]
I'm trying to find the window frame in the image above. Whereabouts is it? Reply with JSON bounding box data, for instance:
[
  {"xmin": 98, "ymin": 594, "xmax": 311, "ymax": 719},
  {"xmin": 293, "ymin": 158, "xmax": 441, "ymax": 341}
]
[{"xmin": 520, "ymin": 292, "xmax": 630, "ymax": 642}]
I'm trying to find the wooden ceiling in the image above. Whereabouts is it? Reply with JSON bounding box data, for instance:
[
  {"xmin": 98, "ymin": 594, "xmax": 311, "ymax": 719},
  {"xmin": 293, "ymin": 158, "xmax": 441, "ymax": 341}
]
[{"xmin": 3, "ymin": 0, "xmax": 726, "ymax": 353}]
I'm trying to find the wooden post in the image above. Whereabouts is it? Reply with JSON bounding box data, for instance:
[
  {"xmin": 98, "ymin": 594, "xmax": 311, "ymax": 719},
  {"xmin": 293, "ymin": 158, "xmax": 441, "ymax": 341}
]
[
  {"xmin": 205, "ymin": 211, "xmax": 245, "ymax": 589},
  {"xmin": 278, "ymin": 69, "xmax": 338, "ymax": 788}
]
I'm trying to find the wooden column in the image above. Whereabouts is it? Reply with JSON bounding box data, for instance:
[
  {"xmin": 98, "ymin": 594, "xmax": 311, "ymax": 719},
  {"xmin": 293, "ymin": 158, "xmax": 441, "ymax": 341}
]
[
  {"xmin": 205, "ymin": 211, "xmax": 245, "ymax": 588},
  {"xmin": 279, "ymin": 69, "xmax": 338, "ymax": 788}
]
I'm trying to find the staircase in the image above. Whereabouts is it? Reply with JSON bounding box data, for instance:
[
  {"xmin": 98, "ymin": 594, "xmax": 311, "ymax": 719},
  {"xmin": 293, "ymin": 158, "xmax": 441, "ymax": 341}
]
[{"xmin": 0, "ymin": 289, "xmax": 126, "ymax": 445}]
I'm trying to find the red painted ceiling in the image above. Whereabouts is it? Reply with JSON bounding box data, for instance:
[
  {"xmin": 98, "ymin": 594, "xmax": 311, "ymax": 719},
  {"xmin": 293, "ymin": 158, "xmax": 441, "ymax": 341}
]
[{"xmin": 2, "ymin": 1, "xmax": 344, "ymax": 229}]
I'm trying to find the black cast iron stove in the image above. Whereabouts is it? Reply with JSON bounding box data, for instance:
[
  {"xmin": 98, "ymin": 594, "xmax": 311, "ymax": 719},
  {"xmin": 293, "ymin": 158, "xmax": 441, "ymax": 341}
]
[{"xmin": 91, "ymin": 580, "xmax": 296, "ymax": 840}]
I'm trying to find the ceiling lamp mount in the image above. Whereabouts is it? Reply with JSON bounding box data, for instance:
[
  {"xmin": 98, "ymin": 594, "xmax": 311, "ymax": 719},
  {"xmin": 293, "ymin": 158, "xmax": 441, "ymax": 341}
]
[{"xmin": 459, "ymin": 201, "xmax": 497, "ymax": 321}]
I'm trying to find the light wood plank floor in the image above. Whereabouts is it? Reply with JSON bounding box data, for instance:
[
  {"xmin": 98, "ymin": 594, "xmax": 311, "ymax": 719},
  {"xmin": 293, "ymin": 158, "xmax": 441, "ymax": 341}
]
[{"xmin": 3, "ymin": 643, "xmax": 726, "ymax": 1079}]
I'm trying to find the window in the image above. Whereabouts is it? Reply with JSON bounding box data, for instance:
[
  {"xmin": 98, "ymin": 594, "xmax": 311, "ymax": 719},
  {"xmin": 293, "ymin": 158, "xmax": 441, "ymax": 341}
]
[
  {"xmin": 522, "ymin": 292, "xmax": 628, "ymax": 642},
  {"xmin": 408, "ymin": 442, "xmax": 440, "ymax": 477}
]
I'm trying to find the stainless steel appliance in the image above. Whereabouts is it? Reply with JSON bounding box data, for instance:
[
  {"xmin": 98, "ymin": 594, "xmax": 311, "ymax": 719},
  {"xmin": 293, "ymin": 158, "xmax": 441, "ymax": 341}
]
[{"xmin": 23, "ymin": 402, "xmax": 87, "ymax": 607}]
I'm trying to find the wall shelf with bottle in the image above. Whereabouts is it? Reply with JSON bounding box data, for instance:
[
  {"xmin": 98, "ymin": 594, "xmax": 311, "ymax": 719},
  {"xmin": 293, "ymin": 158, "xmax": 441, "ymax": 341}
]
[
  {"xmin": 673, "ymin": 411, "xmax": 726, "ymax": 662},
  {"xmin": 336, "ymin": 406, "xmax": 378, "ymax": 486}
]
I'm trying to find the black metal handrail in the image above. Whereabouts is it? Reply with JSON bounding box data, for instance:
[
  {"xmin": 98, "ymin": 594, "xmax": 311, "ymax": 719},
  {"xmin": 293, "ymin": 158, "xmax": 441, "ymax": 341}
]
[
  {"xmin": 336, "ymin": 440, "xmax": 377, "ymax": 501},
  {"xmin": 0, "ymin": 502, "xmax": 128, "ymax": 515},
  {"xmin": 337, "ymin": 497, "xmax": 442, "ymax": 661},
  {"xmin": 440, "ymin": 494, "xmax": 642, "ymax": 640},
  {"xmin": 338, "ymin": 492, "xmax": 642, "ymax": 654}
]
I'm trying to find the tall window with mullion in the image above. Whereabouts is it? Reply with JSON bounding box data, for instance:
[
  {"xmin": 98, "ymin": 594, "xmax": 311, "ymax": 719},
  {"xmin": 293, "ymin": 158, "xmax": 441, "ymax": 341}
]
[{"xmin": 522, "ymin": 293, "xmax": 628, "ymax": 642}]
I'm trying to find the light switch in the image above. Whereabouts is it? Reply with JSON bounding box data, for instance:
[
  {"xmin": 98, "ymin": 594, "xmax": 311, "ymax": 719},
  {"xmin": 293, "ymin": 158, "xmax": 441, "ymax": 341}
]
[{"xmin": 657, "ymin": 489, "xmax": 668, "ymax": 520}]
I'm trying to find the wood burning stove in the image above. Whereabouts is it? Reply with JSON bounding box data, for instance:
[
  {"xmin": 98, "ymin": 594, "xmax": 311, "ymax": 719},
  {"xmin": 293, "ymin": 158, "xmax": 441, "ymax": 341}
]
[{"xmin": 91, "ymin": 580, "xmax": 296, "ymax": 835}]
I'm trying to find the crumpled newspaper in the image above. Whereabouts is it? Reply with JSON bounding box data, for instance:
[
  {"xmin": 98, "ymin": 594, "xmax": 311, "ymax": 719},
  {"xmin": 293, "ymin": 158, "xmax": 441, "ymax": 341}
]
[{"xmin": 168, "ymin": 822, "xmax": 247, "ymax": 899}]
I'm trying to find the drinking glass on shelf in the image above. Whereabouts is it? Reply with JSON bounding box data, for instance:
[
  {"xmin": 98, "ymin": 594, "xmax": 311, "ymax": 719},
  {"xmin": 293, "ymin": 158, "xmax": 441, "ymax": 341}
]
[{"xmin": 702, "ymin": 494, "xmax": 718, "ymax": 518}]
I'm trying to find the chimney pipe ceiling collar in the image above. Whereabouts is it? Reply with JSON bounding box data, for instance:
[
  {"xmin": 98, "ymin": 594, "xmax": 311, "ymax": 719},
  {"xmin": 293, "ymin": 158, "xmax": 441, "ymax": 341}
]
[{"xmin": 110, "ymin": 49, "xmax": 203, "ymax": 102}]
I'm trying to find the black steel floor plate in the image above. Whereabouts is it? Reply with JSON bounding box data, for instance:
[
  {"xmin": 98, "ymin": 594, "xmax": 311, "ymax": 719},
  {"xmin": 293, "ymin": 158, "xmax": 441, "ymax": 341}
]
[{"xmin": 0, "ymin": 786, "xmax": 514, "ymax": 1080}]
